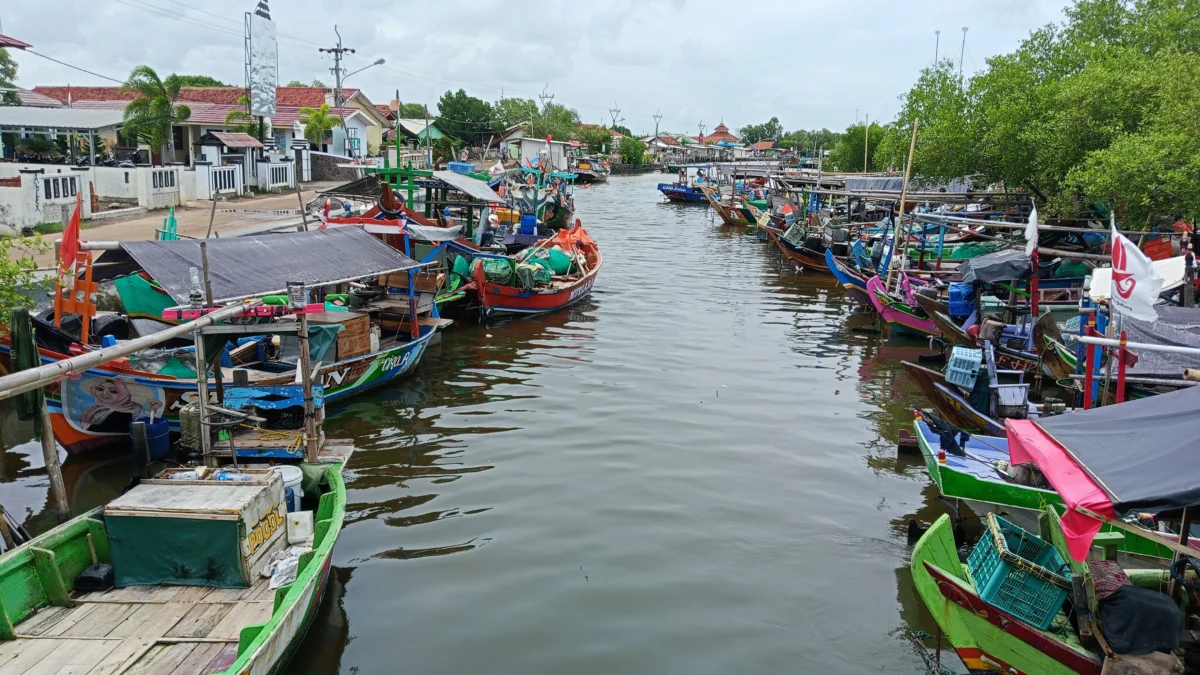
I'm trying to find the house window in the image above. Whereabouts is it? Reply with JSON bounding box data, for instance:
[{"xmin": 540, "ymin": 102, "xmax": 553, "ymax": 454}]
[{"xmin": 274, "ymin": 131, "xmax": 288, "ymax": 148}]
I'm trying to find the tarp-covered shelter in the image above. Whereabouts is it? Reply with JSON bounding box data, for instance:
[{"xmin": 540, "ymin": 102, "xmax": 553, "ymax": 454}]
[
  {"xmin": 1122, "ymin": 305, "xmax": 1200, "ymax": 377},
  {"xmin": 95, "ymin": 227, "xmax": 419, "ymax": 303},
  {"xmin": 956, "ymin": 249, "xmax": 1032, "ymax": 284},
  {"xmin": 1008, "ymin": 383, "xmax": 1200, "ymax": 560}
]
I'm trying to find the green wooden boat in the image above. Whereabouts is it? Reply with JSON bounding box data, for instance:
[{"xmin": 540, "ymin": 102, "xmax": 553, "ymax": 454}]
[
  {"xmin": 0, "ymin": 442, "xmax": 353, "ymax": 675},
  {"xmin": 912, "ymin": 508, "xmax": 1181, "ymax": 675},
  {"xmin": 913, "ymin": 418, "xmax": 1183, "ymax": 561}
]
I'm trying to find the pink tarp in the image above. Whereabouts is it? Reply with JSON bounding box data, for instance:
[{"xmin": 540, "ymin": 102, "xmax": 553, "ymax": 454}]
[{"xmin": 1007, "ymin": 419, "xmax": 1116, "ymax": 561}]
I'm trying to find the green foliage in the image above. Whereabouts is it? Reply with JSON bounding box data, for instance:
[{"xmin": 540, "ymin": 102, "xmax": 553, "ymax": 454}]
[
  {"xmin": 397, "ymin": 102, "xmax": 429, "ymax": 118},
  {"xmin": 436, "ymin": 89, "xmax": 493, "ymax": 145},
  {"xmin": 618, "ymin": 136, "xmax": 645, "ymax": 165},
  {"xmin": 172, "ymin": 75, "xmax": 227, "ymax": 87},
  {"xmin": 0, "ymin": 48, "xmax": 18, "ymax": 106},
  {"xmin": 534, "ymin": 102, "xmax": 582, "ymax": 141},
  {"xmin": 0, "ymin": 236, "xmax": 49, "ymax": 324},
  {"xmin": 224, "ymin": 95, "xmax": 258, "ymax": 136},
  {"xmin": 828, "ymin": 122, "xmax": 887, "ymax": 172},
  {"xmin": 32, "ymin": 222, "xmax": 63, "ymax": 234},
  {"xmin": 779, "ymin": 128, "xmax": 840, "ymax": 156},
  {"xmin": 17, "ymin": 136, "xmax": 60, "ymax": 159},
  {"xmin": 493, "ymin": 98, "xmax": 538, "ymax": 130},
  {"xmin": 121, "ymin": 66, "xmax": 192, "ymax": 164},
  {"xmin": 739, "ymin": 117, "xmax": 784, "ymax": 144},
  {"xmin": 432, "ymin": 136, "xmax": 456, "ymax": 165},
  {"xmin": 877, "ymin": 0, "xmax": 1200, "ymax": 225},
  {"xmin": 578, "ymin": 126, "xmax": 611, "ymax": 154},
  {"xmin": 612, "ymin": 124, "xmax": 632, "ymax": 137},
  {"xmin": 286, "ymin": 79, "xmax": 328, "ymax": 88},
  {"xmin": 298, "ymin": 103, "xmax": 342, "ymax": 146}
]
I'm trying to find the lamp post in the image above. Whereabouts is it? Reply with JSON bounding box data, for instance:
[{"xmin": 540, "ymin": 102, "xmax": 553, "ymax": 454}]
[{"xmin": 337, "ymin": 58, "xmax": 385, "ymax": 159}]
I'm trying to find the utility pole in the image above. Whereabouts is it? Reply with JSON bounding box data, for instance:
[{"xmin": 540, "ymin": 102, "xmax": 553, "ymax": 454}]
[
  {"xmin": 935, "ymin": 30, "xmax": 940, "ymax": 64},
  {"xmin": 959, "ymin": 27, "xmax": 969, "ymax": 82},
  {"xmin": 609, "ymin": 101, "xmax": 623, "ymax": 130},
  {"xmin": 537, "ymin": 84, "xmax": 555, "ymax": 166},
  {"xmin": 319, "ymin": 27, "xmax": 355, "ymax": 156},
  {"xmin": 653, "ymin": 110, "xmax": 662, "ymax": 139}
]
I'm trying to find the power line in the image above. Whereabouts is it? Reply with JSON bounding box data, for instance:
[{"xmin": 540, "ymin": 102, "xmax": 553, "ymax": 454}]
[
  {"xmin": 150, "ymin": 0, "xmax": 323, "ymax": 46},
  {"xmin": 24, "ymin": 50, "xmax": 124, "ymax": 84},
  {"xmin": 110, "ymin": 0, "xmax": 314, "ymax": 50}
]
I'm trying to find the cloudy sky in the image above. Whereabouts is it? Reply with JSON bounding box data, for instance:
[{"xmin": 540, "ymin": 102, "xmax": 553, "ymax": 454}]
[{"xmin": 4, "ymin": 0, "xmax": 1067, "ymax": 136}]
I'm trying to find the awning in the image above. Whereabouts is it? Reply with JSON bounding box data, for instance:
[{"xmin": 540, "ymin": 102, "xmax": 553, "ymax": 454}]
[
  {"xmin": 430, "ymin": 171, "xmax": 504, "ymax": 203},
  {"xmin": 1008, "ymin": 384, "xmax": 1200, "ymax": 560},
  {"xmin": 0, "ymin": 106, "xmax": 124, "ymax": 133},
  {"xmin": 956, "ymin": 249, "xmax": 1032, "ymax": 284},
  {"xmin": 198, "ymin": 131, "xmax": 264, "ymax": 149},
  {"xmin": 97, "ymin": 227, "xmax": 419, "ymax": 304}
]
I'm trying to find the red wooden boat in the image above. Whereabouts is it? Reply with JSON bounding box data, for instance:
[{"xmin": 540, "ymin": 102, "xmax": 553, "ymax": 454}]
[{"xmin": 472, "ymin": 221, "xmax": 601, "ymax": 317}]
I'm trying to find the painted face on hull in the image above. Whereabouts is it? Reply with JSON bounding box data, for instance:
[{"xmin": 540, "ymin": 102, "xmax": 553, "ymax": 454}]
[{"xmin": 90, "ymin": 379, "xmax": 132, "ymax": 407}]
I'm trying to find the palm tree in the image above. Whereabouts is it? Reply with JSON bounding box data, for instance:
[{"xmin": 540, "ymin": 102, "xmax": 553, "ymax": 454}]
[
  {"xmin": 121, "ymin": 65, "xmax": 191, "ymax": 164},
  {"xmin": 224, "ymin": 95, "xmax": 258, "ymax": 136},
  {"xmin": 298, "ymin": 103, "xmax": 342, "ymax": 150}
]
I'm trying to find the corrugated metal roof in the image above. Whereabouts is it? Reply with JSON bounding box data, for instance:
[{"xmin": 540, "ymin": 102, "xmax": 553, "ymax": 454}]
[
  {"xmin": 204, "ymin": 131, "xmax": 264, "ymax": 148},
  {"xmin": 0, "ymin": 35, "xmax": 32, "ymax": 50},
  {"xmin": 0, "ymin": 106, "xmax": 125, "ymax": 131},
  {"xmin": 430, "ymin": 171, "xmax": 504, "ymax": 203},
  {"xmin": 16, "ymin": 88, "xmax": 63, "ymax": 108}
]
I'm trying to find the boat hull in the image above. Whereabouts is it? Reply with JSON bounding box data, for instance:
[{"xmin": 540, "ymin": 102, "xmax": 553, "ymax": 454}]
[
  {"xmin": 657, "ymin": 183, "xmax": 709, "ymax": 202},
  {"xmin": 825, "ymin": 249, "xmax": 875, "ymax": 308},
  {"xmin": 765, "ymin": 227, "xmax": 834, "ymax": 275},
  {"xmin": 865, "ymin": 276, "xmax": 939, "ymax": 337},
  {"xmin": 902, "ymin": 362, "xmax": 1005, "ymax": 435},
  {"xmin": 0, "ymin": 328, "xmax": 435, "ymax": 456},
  {"xmin": 475, "ymin": 259, "xmax": 601, "ymax": 317}
]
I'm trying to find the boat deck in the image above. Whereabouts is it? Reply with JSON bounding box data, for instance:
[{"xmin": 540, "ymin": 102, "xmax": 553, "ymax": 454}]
[{"xmin": 1, "ymin": 577, "xmax": 276, "ymax": 675}]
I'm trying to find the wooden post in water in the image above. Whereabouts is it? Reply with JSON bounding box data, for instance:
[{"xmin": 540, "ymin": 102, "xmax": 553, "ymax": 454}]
[
  {"xmin": 204, "ymin": 192, "xmax": 219, "ymax": 239},
  {"xmin": 886, "ymin": 119, "xmax": 920, "ymax": 293},
  {"xmin": 289, "ymin": 282, "xmax": 320, "ymax": 463},
  {"xmin": 40, "ymin": 396, "xmax": 69, "ymax": 522}
]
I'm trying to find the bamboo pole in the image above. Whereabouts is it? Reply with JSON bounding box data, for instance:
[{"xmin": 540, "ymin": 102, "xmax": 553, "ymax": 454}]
[
  {"xmin": 40, "ymin": 395, "xmax": 69, "ymax": 522},
  {"xmin": 204, "ymin": 192, "xmax": 219, "ymax": 239},
  {"xmin": 885, "ymin": 119, "xmax": 920, "ymax": 293}
]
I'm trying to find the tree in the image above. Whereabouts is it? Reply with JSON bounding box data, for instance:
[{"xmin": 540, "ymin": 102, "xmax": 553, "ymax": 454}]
[
  {"xmin": 396, "ymin": 102, "xmax": 428, "ymax": 118},
  {"xmin": 224, "ymin": 95, "xmax": 258, "ymax": 136},
  {"xmin": 739, "ymin": 117, "xmax": 784, "ymax": 144},
  {"xmin": 0, "ymin": 48, "xmax": 18, "ymax": 105},
  {"xmin": 121, "ymin": 65, "xmax": 192, "ymax": 164},
  {"xmin": 173, "ymin": 75, "xmax": 228, "ymax": 87},
  {"xmin": 17, "ymin": 136, "xmax": 59, "ymax": 160},
  {"xmin": 535, "ymin": 102, "xmax": 581, "ymax": 141},
  {"xmin": 436, "ymin": 89, "xmax": 493, "ymax": 145},
  {"xmin": 828, "ymin": 122, "xmax": 887, "ymax": 172},
  {"xmin": 618, "ymin": 136, "xmax": 645, "ymax": 165},
  {"xmin": 493, "ymin": 97, "xmax": 538, "ymax": 129},
  {"xmin": 612, "ymin": 123, "xmax": 632, "ymax": 137},
  {"xmin": 778, "ymin": 128, "xmax": 840, "ymax": 156},
  {"xmin": 578, "ymin": 126, "xmax": 611, "ymax": 153},
  {"xmin": 298, "ymin": 103, "xmax": 342, "ymax": 147},
  {"xmin": 286, "ymin": 79, "xmax": 328, "ymax": 87}
]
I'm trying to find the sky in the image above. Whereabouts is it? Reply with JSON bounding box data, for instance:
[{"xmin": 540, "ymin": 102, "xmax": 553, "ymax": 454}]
[{"xmin": 2, "ymin": 0, "xmax": 1069, "ymax": 137}]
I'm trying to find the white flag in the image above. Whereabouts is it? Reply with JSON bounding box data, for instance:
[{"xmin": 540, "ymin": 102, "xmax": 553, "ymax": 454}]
[
  {"xmin": 1024, "ymin": 201, "xmax": 1038, "ymax": 256},
  {"xmin": 1109, "ymin": 217, "xmax": 1163, "ymax": 322}
]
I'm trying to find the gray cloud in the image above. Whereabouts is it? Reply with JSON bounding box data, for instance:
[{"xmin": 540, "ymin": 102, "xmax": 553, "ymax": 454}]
[{"xmin": 4, "ymin": 0, "xmax": 1067, "ymax": 134}]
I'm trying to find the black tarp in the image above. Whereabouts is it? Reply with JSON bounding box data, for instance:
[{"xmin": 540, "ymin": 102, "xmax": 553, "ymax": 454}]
[
  {"xmin": 1035, "ymin": 384, "xmax": 1200, "ymax": 514},
  {"xmin": 956, "ymin": 249, "xmax": 1032, "ymax": 284},
  {"xmin": 1123, "ymin": 305, "xmax": 1200, "ymax": 377},
  {"xmin": 96, "ymin": 227, "xmax": 419, "ymax": 303}
]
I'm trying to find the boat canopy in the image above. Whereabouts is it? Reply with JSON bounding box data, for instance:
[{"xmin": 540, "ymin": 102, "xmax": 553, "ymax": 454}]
[
  {"xmin": 96, "ymin": 227, "xmax": 420, "ymax": 304},
  {"xmin": 430, "ymin": 170, "xmax": 505, "ymax": 203},
  {"xmin": 1122, "ymin": 305, "xmax": 1200, "ymax": 377},
  {"xmin": 956, "ymin": 249, "xmax": 1032, "ymax": 284},
  {"xmin": 1007, "ymin": 384, "xmax": 1200, "ymax": 560}
]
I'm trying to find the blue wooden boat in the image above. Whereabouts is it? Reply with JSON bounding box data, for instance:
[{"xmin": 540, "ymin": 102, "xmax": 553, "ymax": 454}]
[{"xmin": 658, "ymin": 165, "xmax": 716, "ymax": 203}]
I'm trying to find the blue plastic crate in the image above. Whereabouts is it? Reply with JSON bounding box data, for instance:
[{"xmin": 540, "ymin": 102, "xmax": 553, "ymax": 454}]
[
  {"xmin": 967, "ymin": 514, "xmax": 1071, "ymax": 629},
  {"xmin": 948, "ymin": 300, "xmax": 974, "ymax": 317},
  {"xmin": 448, "ymin": 161, "xmax": 475, "ymax": 175},
  {"xmin": 945, "ymin": 346, "xmax": 982, "ymax": 390},
  {"xmin": 948, "ymin": 281, "xmax": 974, "ymax": 304}
]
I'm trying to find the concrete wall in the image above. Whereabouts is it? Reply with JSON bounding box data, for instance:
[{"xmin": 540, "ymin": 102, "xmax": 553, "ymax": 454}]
[
  {"xmin": 93, "ymin": 167, "xmax": 139, "ymax": 201},
  {"xmin": 329, "ymin": 116, "xmax": 371, "ymax": 159},
  {"xmin": 309, "ymin": 151, "xmax": 362, "ymax": 182},
  {"xmin": 0, "ymin": 169, "xmax": 94, "ymax": 235}
]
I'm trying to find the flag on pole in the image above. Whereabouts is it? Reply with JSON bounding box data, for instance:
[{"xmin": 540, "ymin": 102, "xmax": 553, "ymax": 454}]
[
  {"xmin": 58, "ymin": 190, "xmax": 83, "ymax": 277},
  {"xmin": 1024, "ymin": 200, "xmax": 1038, "ymax": 256},
  {"xmin": 1110, "ymin": 214, "xmax": 1163, "ymax": 322}
]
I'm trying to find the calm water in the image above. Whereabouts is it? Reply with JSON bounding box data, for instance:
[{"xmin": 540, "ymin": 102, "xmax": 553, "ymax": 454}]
[{"xmin": 1, "ymin": 173, "xmax": 965, "ymax": 674}]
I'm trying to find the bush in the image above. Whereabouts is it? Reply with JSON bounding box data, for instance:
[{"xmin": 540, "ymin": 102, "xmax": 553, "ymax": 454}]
[{"xmin": 33, "ymin": 222, "xmax": 63, "ymax": 235}]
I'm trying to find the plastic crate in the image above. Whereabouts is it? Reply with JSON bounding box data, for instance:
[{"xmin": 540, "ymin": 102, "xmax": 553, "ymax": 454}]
[
  {"xmin": 945, "ymin": 346, "xmax": 983, "ymax": 390},
  {"xmin": 948, "ymin": 281, "xmax": 974, "ymax": 304},
  {"xmin": 448, "ymin": 161, "xmax": 475, "ymax": 175},
  {"xmin": 948, "ymin": 300, "xmax": 974, "ymax": 317},
  {"xmin": 967, "ymin": 514, "xmax": 1071, "ymax": 629}
]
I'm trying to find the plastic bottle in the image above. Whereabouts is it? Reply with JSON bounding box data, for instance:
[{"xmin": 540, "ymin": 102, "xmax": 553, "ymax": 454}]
[
  {"xmin": 214, "ymin": 471, "xmax": 252, "ymax": 482},
  {"xmin": 169, "ymin": 470, "xmax": 200, "ymax": 480}
]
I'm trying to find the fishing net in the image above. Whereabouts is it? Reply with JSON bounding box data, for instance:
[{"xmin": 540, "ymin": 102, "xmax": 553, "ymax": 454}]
[
  {"xmin": 515, "ymin": 262, "xmax": 551, "ymax": 288},
  {"xmin": 520, "ymin": 247, "xmax": 573, "ymax": 275},
  {"xmin": 950, "ymin": 244, "xmax": 990, "ymax": 260},
  {"xmin": 1055, "ymin": 260, "xmax": 1091, "ymax": 278},
  {"xmin": 476, "ymin": 258, "xmax": 516, "ymax": 285}
]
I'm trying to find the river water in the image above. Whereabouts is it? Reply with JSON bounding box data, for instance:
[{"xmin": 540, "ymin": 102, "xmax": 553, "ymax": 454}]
[{"xmin": 0, "ymin": 172, "xmax": 962, "ymax": 674}]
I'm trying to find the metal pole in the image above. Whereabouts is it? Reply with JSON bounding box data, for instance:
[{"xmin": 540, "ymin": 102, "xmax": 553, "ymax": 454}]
[
  {"xmin": 297, "ymin": 309, "xmax": 319, "ymax": 462},
  {"xmin": 200, "ymin": 243, "xmax": 224, "ymax": 406}
]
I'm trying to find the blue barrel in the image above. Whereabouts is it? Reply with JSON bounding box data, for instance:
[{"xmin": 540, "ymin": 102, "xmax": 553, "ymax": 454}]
[{"xmin": 132, "ymin": 416, "xmax": 170, "ymax": 461}]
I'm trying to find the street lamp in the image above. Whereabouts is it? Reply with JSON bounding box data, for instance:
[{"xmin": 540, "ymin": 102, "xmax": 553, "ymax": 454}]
[{"xmin": 344, "ymin": 58, "xmax": 386, "ymax": 81}]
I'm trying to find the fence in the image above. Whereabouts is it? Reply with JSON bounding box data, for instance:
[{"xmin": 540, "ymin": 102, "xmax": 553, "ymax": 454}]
[
  {"xmin": 139, "ymin": 167, "xmax": 181, "ymax": 209},
  {"xmin": 213, "ymin": 166, "xmax": 240, "ymax": 194},
  {"xmin": 256, "ymin": 161, "xmax": 295, "ymax": 191}
]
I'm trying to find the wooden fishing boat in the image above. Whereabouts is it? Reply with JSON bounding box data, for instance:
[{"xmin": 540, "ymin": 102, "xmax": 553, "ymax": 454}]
[
  {"xmin": 865, "ymin": 276, "xmax": 940, "ymax": 337},
  {"xmin": 825, "ymin": 249, "xmax": 873, "ymax": 309},
  {"xmin": 470, "ymin": 221, "xmax": 601, "ymax": 318},
  {"xmin": 764, "ymin": 225, "xmax": 835, "ymax": 275},
  {"xmin": 699, "ymin": 186, "xmax": 757, "ymax": 227},
  {"xmin": 571, "ymin": 157, "xmax": 609, "ymax": 184},
  {"xmin": 657, "ymin": 166, "xmax": 712, "ymax": 203},
  {"xmin": 912, "ymin": 294, "xmax": 975, "ymax": 348},
  {"xmin": 902, "ymin": 362, "xmax": 1005, "ymax": 435},
  {"xmin": 0, "ymin": 439, "xmax": 354, "ymax": 675}
]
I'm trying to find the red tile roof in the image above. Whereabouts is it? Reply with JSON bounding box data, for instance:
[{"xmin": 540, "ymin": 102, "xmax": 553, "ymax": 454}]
[
  {"xmin": 31, "ymin": 86, "xmax": 361, "ymax": 108},
  {"xmin": 67, "ymin": 100, "xmax": 364, "ymax": 129},
  {"xmin": 657, "ymin": 135, "xmax": 680, "ymax": 146},
  {"xmin": 748, "ymin": 141, "xmax": 774, "ymax": 150},
  {"xmin": 0, "ymin": 35, "xmax": 32, "ymax": 50}
]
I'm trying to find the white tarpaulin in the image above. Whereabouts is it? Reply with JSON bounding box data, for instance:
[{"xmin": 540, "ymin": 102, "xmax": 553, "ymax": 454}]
[
  {"xmin": 247, "ymin": 11, "xmax": 278, "ymax": 118},
  {"xmin": 1090, "ymin": 254, "xmax": 1179, "ymax": 306}
]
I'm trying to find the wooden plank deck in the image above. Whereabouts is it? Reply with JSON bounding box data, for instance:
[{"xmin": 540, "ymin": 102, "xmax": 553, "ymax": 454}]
[{"xmin": 2, "ymin": 576, "xmax": 272, "ymax": 675}]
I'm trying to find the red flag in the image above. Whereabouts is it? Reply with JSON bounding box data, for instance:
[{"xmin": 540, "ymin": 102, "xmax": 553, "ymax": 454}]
[{"xmin": 58, "ymin": 190, "xmax": 82, "ymax": 275}]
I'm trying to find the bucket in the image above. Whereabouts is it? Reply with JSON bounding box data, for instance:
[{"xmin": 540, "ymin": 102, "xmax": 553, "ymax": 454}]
[
  {"xmin": 131, "ymin": 416, "xmax": 170, "ymax": 461},
  {"xmin": 272, "ymin": 465, "xmax": 304, "ymax": 512}
]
